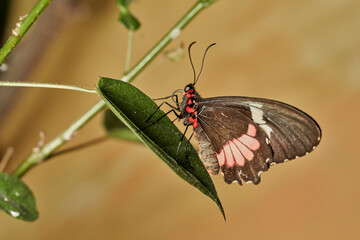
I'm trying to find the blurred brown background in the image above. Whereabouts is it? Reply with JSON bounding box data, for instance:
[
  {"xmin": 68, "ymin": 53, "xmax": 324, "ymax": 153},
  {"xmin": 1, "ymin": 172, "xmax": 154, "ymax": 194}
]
[{"xmin": 0, "ymin": 0, "xmax": 359, "ymax": 239}]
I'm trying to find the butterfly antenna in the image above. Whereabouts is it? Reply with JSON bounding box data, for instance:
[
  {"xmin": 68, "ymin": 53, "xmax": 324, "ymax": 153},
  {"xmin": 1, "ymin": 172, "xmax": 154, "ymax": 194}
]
[
  {"xmin": 194, "ymin": 43, "xmax": 216, "ymax": 85},
  {"xmin": 188, "ymin": 41, "xmax": 197, "ymax": 84}
]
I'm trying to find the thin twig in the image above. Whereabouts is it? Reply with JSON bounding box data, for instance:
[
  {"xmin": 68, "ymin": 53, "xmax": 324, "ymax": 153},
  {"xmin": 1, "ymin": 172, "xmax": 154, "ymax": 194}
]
[
  {"xmin": 0, "ymin": 81, "xmax": 97, "ymax": 94},
  {"xmin": 125, "ymin": 30, "xmax": 134, "ymax": 73},
  {"xmin": 0, "ymin": 147, "xmax": 14, "ymax": 172},
  {"xmin": 49, "ymin": 136, "xmax": 108, "ymax": 158},
  {"xmin": 12, "ymin": 100, "xmax": 106, "ymax": 177}
]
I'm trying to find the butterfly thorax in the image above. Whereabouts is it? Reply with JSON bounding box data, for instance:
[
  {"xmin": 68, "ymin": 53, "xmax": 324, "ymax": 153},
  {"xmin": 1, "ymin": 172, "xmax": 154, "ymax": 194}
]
[{"xmin": 180, "ymin": 83, "xmax": 202, "ymax": 128}]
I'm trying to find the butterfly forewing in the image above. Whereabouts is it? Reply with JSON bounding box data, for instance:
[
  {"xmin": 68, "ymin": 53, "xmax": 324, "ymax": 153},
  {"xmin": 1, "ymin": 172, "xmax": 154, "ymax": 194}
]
[{"xmin": 196, "ymin": 96, "xmax": 321, "ymax": 184}]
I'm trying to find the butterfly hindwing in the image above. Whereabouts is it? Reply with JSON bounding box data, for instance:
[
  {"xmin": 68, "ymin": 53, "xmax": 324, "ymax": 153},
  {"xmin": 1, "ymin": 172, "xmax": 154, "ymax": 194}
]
[
  {"xmin": 196, "ymin": 96, "xmax": 321, "ymax": 184},
  {"xmin": 196, "ymin": 103, "xmax": 273, "ymax": 184}
]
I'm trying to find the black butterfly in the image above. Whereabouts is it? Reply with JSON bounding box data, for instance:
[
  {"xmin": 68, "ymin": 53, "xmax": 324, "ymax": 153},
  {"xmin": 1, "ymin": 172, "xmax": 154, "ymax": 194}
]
[{"xmin": 148, "ymin": 42, "xmax": 321, "ymax": 185}]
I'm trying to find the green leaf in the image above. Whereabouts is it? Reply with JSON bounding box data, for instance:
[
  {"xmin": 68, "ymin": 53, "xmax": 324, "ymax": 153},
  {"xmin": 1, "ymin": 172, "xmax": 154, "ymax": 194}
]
[
  {"xmin": 103, "ymin": 109, "xmax": 140, "ymax": 142},
  {"xmin": 116, "ymin": 0, "xmax": 140, "ymax": 31},
  {"xmin": 0, "ymin": 173, "xmax": 38, "ymax": 221},
  {"xmin": 97, "ymin": 77, "xmax": 225, "ymax": 219}
]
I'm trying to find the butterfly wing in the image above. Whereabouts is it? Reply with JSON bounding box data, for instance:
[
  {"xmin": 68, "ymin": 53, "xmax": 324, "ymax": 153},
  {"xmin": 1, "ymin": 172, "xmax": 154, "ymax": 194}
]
[{"xmin": 196, "ymin": 96, "xmax": 321, "ymax": 185}]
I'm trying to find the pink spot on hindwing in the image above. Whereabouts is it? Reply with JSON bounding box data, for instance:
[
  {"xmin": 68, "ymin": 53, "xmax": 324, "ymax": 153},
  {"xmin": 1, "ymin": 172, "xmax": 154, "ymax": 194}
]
[
  {"xmin": 234, "ymin": 138, "xmax": 254, "ymax": 161},
  {"xmin": 247, "ymin": 124, "xmax": 257, "ymax": 137},
  {"xmin": 216, "ymin": 124, "xmax": 261, "ymax": 167},
  {"xmin": 229, "ymin": 141, "xmax": 245, "ymax": 166},
  {"xmin": 239, "ymin": 135, "xmax": 260, "ymax": 151},
  {"xmin": 216, "ymin": 150, "xmax": 225, "ymax": 166},
  {"xmin": 223, "ymin": 144, "xmax": 235, "ymax": 167}
]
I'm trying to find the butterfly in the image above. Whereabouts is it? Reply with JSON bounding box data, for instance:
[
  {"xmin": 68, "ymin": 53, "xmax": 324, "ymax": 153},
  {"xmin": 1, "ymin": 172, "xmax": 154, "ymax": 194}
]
[{"xmin": 149, "ymin": 42, "xmax": 321, "ymax": 185}]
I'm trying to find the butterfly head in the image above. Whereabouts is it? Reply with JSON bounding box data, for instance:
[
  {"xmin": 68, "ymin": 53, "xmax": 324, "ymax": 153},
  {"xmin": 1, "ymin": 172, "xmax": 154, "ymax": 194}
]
[{"xmin": 184, "ymin": 83, "xmax": 195, "ymax": 93}]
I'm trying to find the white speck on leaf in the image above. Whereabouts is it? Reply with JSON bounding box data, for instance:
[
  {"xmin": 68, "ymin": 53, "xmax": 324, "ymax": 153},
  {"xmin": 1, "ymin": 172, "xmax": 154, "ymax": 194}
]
[{"xmin": 9, "ymin": 210, "xmax": 20, "ymax": 217}]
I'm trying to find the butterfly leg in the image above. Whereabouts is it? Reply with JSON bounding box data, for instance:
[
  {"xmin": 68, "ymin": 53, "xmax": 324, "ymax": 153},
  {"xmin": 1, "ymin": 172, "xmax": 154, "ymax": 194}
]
[
  {"xmin": 153, "ymin": 89, "xmax": 181, "ymax": 109},
  {"xmin": 175, "ymin": 125, "xmax": 193, "ymax": 170},
  {"xmin": 145, "ymin": 101, "xmax": 180, "ymax": 123},
  {"xmin": 184, "ymin": 131, "xmax": 195, "ymax": 170},
  {"xmin": 141, "ymin": 109, "xmax": 181, "ymax": 131},
  {"xmin": 171, "ymin": 94, "xmax": 180, "ymax": 109},
  {"xmin": 152, "ymin": 95, "xmax": 173, "ymax": 101},
  {"xmin": 176, "ymin": 124, "xmax": 189, "ymax": 159}
]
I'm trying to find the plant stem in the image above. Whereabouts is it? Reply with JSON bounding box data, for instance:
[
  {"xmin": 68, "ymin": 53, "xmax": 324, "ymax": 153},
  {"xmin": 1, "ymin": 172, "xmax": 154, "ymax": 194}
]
[
  {"xmin": 0, "ymin": 0, "xmax": 52, "ymax": 65},
  {"xmin": 50, "ymin": 136, "xmax": 108, "ymax": 158},
  {"xmin": 125, "ymin": 30, "xmax": 134, "ymax": 73},
  {"xmin": 12, "ymin": 100, "xmax": 106, "ymax": 177},
  {"xmin": 0, "ymin": 81, "xmax": 96, "ymax": 93},
  {"xmin": 11, "ymin": 0, "xmax": 217, "ymax": 177},
  {"xmin": 121, "ymin": 0, "xmax": 214, "ymax": 83}
]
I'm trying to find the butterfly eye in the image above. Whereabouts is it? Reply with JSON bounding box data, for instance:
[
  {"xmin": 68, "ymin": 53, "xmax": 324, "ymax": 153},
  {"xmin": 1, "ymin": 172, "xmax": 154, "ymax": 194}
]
[{"xmin": 184, "ymin": 84, "xmax": 193, "ymax": 92}]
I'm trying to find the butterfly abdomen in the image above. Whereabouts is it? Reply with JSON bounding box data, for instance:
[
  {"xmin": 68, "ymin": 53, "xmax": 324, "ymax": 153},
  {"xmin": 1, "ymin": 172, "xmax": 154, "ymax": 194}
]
[{"xmin": 194, "ymin": 127, "xmax": 219, "ymax": 175}]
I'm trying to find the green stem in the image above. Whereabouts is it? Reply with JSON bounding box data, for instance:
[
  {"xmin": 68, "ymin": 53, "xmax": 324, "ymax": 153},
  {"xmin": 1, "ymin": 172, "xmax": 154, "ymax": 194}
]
[
  {"xmin": 11, "ymin": 0, "xmax": 217, "ymax": 178},
  {"xmin": 121, "ymin": 0, "xmax": 213, "ymax": 82},
  {"xmin": 125, "ymin": 30, "xmax": 134, "ymax": 73},
  {"xmin": 0, "ymin": 81, "xmax": 96, "ymax": 94},
  {"xmin": 12, "ymin": 101, "xmax": 106, "ymax": 177},
  {"xmin": 0, "ymin": 0, "xmax": 52, "ymax": 65}
]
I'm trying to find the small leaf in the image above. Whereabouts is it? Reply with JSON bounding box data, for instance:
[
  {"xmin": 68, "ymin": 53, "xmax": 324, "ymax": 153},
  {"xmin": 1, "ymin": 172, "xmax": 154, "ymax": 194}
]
[
  {"xmin": 103, "ymin": 109, "xmax": 140, "ymax": 142},
  {"xmin": 116, "ymin": 0, "xmax": 140, "ymax": 31},
  {"xmin": 97, "ymin": 77, "xmax": 225, "ymax": 219},
  {"xmin": 0, "ymin": 173, "xmax": 38, "ymax": 221}
]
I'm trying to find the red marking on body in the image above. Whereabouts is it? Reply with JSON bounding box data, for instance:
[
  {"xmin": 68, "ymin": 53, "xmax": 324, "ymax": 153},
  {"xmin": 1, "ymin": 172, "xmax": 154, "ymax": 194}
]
[
  {"xmin": 216, "ymin": 151, "xmax": 225, "ymax": 166},
  {"xmin": 188, "ymin": 117, "xmax": 198, "ymax": 128},
  {"xmin": 186, "ymin": 106, "xmax": 195, "ymax": 113},
  {"xmin": 187, "ymin": 89, "xmax": 194, "ymax": 93},
  {"xmin": 188, "ymin": 116, "xmax": 198, "ymax": 128},
  {"xmin": 187, "ymin": 99, "xmax": 192, "ymax": 105},
  {"xmin": 247, "ymin": 124, "xmax": 257, "ymax": 137},
  {"xmin": 186, "ymin": 93, "xmax": 194, "ymax": 98}
]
